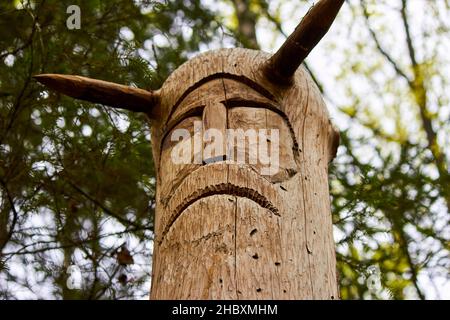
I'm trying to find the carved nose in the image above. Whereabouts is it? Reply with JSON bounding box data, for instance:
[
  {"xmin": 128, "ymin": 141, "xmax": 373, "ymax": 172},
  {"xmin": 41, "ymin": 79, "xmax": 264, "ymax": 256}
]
[{"xmin": 202, "ymin": 101, "xmax": 227, "ymax": 164}]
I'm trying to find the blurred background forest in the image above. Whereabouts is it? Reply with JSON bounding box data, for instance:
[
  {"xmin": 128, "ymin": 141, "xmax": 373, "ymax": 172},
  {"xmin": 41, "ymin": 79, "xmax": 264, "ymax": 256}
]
[{"xmin": 0, "ymin": 0, "xmax": 449, "ymax": 299}]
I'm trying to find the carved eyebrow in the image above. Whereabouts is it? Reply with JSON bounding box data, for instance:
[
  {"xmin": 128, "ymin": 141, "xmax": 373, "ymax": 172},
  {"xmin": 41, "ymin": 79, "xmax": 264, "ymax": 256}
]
[
  {"xmin": 163, "ymin": 97, "xmax": 278, "ymax": 143},
  {"xmin": 164, "ymin": 105, "xmax": 204, "ymax": 137},
  {"xmin": 160, "ymin": 105, "xmax": 204, "ymax": 152},
  {"xmin": 158, "ymin": 105, "xmax": 204, "ymax": 179},
  {"xmin": 223, "ymin": 97, "xmax": 300, "ymax": 154},
  {"xmin": 165, "ymin": 73, "xmax": 276, "ymax": 126},
  {"xmin": 222, "ymin": 97, "xmax": 278, "ymax": 109}
]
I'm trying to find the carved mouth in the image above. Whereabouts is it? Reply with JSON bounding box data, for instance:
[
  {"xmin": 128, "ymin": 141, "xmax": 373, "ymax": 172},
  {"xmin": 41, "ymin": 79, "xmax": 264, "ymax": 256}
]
[{"xmin": 156, "ymin": 162, "xmax": 283, "ymax": 244}]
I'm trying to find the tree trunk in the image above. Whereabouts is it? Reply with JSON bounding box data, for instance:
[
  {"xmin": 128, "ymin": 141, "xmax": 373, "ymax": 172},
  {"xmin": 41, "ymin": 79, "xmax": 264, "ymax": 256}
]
[
  {"xmin": 231, "ymin": 0, "xmax": 259, "ymax": 50},
  {"xmin": 149, "ymin": 48, "xmax": 339, "ymax": 299}
]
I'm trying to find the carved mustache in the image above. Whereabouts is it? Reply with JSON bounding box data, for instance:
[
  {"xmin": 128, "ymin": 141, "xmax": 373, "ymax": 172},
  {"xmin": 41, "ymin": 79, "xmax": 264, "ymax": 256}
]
[
  {"xmin": 33, "ymin": 0, "xmax": 344, "ymax": 119},
  {"xmin": 156, "ymin": 162, "xmax": 283, "ymax": 245}
]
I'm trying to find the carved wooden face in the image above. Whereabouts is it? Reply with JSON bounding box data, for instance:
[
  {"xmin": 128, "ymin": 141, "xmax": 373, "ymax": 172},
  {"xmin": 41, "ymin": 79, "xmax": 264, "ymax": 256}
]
[
  {"xmin": 148, "ymin": 49, "xmax": 339, "ymax": 299},
  {"xmin": 150, "ymin": 48, "xmax": 339, "ymax": 245}
]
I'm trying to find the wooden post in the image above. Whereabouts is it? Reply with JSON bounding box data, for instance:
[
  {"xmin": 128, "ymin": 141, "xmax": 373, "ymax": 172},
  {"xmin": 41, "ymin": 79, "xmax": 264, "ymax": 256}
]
[{"xmin": 35, "ymin": 0, "xmax": 344, "ymax": 299}]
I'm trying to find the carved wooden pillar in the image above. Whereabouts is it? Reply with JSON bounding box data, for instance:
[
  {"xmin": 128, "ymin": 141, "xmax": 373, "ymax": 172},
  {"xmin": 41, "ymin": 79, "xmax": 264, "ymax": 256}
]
[
  {"xmin": 35, "ymin": 0, "xmax": 344, "ymax": 300},
  {"xmin": 149, "ymin": 48, "xmax": 340, "ymax": 299}
]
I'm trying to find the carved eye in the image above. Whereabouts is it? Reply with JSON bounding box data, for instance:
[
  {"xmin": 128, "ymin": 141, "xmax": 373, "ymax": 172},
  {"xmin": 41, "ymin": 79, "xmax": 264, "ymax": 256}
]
[
  {"xmin": 227, "ymin": 107, "xmax": 298, "ymax": 183},
  {"xmin": 160, "ymin": 116, "xmax": 203, "ymax": 202}
]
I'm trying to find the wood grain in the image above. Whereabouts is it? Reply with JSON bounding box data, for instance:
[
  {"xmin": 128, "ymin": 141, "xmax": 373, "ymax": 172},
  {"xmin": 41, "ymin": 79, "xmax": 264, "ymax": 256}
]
[{"xmin": 34, "ymin": 74, "xmax": 160, "ymax": 116}]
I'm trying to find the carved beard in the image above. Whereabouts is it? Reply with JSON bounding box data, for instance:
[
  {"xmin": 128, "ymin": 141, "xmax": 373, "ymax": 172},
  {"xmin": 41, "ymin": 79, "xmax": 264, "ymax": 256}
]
[{"xmin": 150, "ymin": 48, "xmax": 339, "ymax": 299}]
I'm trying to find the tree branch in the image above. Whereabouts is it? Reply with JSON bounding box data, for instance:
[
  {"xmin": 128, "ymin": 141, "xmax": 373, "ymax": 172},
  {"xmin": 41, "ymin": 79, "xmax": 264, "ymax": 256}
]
[
  {"xmin": 0, "ymin": 178, "xmax": 19, "ymax": 254},
  {"xmin": 400, "ymin": 0, "xmax": 450, "ymax": 213},
  {"xmin": 64, "ymin": 178, "xmax": 146, "ymax": 230},
  {"xmin": 258, "ymin": 1, "xmax": 330, "ymax": 99},
  {"xmin": 360, "ymin": 0, "xmax": 412, "ymax": 85}
]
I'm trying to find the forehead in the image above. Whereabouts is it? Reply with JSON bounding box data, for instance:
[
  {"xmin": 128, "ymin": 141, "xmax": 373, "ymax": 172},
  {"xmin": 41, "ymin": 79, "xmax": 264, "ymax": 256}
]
[
  {"xmin": 156, "ymin": 47, "xmax": 331, "ymax": 137},
  {"xmin": 165, "ymin": 78, "xmax": 276, "ymax": 128},
  {"xmin": 159, "ymin": 48, "xmax": 279, "ymax": 123}
]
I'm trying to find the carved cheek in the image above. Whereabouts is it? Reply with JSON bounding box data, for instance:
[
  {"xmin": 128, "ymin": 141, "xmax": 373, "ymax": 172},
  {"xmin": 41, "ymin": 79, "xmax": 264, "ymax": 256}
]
[{"xmin": 227, "ymin": 107, "xmax": 299, "ymax": 183}]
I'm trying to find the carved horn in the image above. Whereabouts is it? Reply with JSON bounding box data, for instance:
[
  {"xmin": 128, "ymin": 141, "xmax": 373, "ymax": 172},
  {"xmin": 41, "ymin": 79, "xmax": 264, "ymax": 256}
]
[
  {"xmin": 34, "ymin": 74, "xmax": 160, "ymax": 118},
  {"xmin": 263, "ymin": 0, "xmax": 345, "ymax": 84}
]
